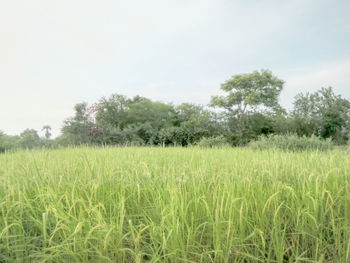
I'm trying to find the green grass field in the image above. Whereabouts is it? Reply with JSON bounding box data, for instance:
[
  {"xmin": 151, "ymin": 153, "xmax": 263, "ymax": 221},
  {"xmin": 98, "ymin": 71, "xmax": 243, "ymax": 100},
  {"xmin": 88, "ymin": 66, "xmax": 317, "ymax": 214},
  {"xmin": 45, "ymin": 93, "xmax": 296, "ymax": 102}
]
[{"xmin": 0, "ymin": 147, "xmax": 349, "ymax": 262}]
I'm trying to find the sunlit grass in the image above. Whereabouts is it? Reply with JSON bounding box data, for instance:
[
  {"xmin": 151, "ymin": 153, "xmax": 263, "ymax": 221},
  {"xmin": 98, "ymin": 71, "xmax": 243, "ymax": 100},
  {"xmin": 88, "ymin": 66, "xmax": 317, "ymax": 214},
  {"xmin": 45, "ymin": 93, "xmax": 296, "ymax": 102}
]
[{"xmin": 0, "ymin": 147, "xmax": 349, "ymax": 262}]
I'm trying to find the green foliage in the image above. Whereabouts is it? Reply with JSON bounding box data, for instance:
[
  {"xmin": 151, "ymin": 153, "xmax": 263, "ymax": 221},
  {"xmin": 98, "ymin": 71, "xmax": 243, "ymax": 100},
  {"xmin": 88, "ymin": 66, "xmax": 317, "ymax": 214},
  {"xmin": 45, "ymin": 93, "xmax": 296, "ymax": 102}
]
[
  {"xmin": 61, "ymin": 95, "xmax": 222, "ymax": 147},
  {"xmin": 56, "ymin": 73, "xmax": 350, "ymax": 148},
  {"xmin": 5, "ymin": 70, "xmax": 350, "ymax": 149},
  {"xmin": 159, "ymin": 126, "xmax": 187, "ymax": 146},
  {"xmin": 126, "ymin": 98, "xmax": 176, "ymax": 129},
  {"xmin": 61, "ymin": 103, "xmax": 100, "ymax": 145},
  {"xmin": 292, "ymin": 87, "xmax": 350, "ymax": 144},
  {"xmin": 0, "ymin": 129, "xmax": 56, "ymax": 152},
  {"xmin": 157, "ymin": 104, "xmax": 222, "ymax": 146},
  {"xmin": 95, "ymin": 94, "xmax": 130, "ymax": 129},
  {"xmin": 0, "ymin": 132, "xmax": 19, "ymax": 153},
  {"xmin": 248, "ymin": 134, "xmax": 333, "ymax": 151},
  {"xmin": 226, "ymin": 112, "xmax": 277, "ymax": 145},
  {"xmin": 211, "ymin": 69, "xmax": 285, "ymax": 144},
  {"xmin": 19, "ymin": 129, "xmax": 41, "ymax": 149},
  {"xmin": 196, "ymin": 135, "xmax": 230, "ymax": 148},
  {"xmin": 211, "ymin": 69, "xmax": 284, "ymax": 112},
  {"xmin": 93, "ymin": 95, "xmax": 178, "ymax": 145}
]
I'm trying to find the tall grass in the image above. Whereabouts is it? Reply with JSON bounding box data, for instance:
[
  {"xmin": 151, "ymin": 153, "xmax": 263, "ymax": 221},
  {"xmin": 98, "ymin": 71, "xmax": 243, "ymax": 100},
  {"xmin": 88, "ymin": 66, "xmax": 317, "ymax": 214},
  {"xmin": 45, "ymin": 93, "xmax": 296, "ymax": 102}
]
[{"xmin": 0, "ymin": 147, "xmax": 349, "ymax": 262}]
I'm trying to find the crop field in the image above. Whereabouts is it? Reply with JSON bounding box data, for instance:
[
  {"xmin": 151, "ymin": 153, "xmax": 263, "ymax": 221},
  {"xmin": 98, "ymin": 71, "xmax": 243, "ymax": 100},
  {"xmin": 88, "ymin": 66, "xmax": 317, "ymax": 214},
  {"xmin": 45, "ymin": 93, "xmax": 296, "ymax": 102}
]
[{"xmin": 0, "ymin": 147, "xmax": 349, "ymax": 262}]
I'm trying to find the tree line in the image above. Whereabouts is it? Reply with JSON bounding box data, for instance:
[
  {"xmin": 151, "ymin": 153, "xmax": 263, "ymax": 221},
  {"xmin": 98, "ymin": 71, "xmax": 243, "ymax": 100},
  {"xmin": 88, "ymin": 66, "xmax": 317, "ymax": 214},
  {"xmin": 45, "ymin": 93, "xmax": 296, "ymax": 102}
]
[{"xmin": 1, "ymin": 69, "xmax": 350, "ymax": 152}]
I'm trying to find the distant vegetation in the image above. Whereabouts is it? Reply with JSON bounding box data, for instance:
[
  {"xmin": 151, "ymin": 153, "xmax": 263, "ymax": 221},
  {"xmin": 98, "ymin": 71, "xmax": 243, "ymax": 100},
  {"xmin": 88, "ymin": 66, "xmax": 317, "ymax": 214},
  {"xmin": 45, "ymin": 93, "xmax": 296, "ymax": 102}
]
[
  {"xmin": 248, "ymin": 134, "xmax": 334, "ymax": 151},
  {"xmin": 196, "ymin": 135, "xmax": 230, "ymax": 148},
  {"xmin": 2, "ymin": 69, "xmax": 350, "ymax": 151}
]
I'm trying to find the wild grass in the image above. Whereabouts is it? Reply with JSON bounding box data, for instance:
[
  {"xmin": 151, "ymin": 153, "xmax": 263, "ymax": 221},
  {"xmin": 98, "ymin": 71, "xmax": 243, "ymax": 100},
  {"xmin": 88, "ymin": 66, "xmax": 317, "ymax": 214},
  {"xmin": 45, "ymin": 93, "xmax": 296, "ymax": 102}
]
[{"xmin": 0, "ymin": 147, "xmax": 349, "ymax": 262}]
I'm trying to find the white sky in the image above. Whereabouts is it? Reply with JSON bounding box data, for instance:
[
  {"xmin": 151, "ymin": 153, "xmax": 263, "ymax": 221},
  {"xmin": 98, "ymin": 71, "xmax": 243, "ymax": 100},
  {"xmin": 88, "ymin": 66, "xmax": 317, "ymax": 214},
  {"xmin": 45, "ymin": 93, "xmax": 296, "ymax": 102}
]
[{"xmin": 1, "ymin": 0, "xmax": 350, "ymax": 137}]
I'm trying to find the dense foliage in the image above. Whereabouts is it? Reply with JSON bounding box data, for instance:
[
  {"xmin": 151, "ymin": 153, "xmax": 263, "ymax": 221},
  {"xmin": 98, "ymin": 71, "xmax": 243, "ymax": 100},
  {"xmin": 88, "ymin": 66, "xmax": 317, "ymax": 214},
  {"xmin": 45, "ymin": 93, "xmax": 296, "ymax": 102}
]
[
  {"xmin": 1, "ymin": 70, "xmax": 350, "ymax": 151},
  {"xmin": 248, "ymin": 134, "xmax": 334, "ymax": 151}
]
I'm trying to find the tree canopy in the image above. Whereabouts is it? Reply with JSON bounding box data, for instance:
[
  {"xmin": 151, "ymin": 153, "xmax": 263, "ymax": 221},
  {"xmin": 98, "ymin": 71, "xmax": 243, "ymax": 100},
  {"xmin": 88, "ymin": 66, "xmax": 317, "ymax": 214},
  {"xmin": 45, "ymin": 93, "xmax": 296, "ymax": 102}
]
[
  {"xmin": 211, "ymin": 69, "xmax": 285, "ymax": 144},
  {"xmin": 1, "ymin": 70, "xmax": 350, "ymax": 151}
]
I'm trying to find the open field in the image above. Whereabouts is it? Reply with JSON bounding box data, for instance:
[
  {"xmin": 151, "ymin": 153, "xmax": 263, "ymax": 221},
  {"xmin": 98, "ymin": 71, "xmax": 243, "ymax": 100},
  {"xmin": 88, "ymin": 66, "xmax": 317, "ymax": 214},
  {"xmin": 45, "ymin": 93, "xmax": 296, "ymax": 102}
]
[{"xmin": 0, "ymin": 147, "xmax": 349, "ymax": 262}]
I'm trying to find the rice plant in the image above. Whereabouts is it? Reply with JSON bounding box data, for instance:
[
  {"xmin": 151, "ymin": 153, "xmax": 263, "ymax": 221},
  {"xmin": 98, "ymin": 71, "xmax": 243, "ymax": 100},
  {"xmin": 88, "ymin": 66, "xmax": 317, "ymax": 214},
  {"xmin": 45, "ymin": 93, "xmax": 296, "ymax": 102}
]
[{"xmin": 0, "ymin": 147, "xmax": 349, "ymax": 262}]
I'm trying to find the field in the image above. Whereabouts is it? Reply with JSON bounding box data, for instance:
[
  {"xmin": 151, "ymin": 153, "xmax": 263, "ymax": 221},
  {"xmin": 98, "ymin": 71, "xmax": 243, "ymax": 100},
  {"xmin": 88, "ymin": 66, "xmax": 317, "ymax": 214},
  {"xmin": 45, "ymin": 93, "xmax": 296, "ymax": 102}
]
[{"xmin": 0, "ymin": 147, "xmax": 349, "ymax": 262}]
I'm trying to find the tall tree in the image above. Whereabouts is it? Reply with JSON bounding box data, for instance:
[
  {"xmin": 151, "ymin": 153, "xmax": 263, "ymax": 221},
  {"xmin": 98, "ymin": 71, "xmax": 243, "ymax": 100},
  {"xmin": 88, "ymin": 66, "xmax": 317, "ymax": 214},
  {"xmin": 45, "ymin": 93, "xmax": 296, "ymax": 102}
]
[
  {"xmin": 211, "ymin": 69, "xmax": 284, "ymax": 144},
  {"xmin": 95, "ymin": 94, "xmax": 131, "ymax": 130},
  {"xmin": 42, "ymin": 125, "xmax": 52, "ymax": 139},
  {"xmin": 292, "ymin": 87, "xmax": 350, "ymax": 144},
  {"xmin": 61, "ymin": 103, "xmax": 100, "ymax": 144}
]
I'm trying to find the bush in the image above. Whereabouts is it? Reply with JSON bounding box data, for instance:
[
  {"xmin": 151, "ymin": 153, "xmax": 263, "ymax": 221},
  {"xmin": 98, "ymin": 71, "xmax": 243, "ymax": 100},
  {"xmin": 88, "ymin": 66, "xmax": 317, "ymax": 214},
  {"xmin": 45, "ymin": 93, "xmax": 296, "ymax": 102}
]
[
  {"xmin": 196, "ymin": 136, "xmax": 230, "ymax": 148},
  {"xmin": 0, "ymin": 134, "xmax": 19, "ymax": 153},
  {"xmin": 248, "ymin": 134, "xmax": 333, "ymax": 151}
]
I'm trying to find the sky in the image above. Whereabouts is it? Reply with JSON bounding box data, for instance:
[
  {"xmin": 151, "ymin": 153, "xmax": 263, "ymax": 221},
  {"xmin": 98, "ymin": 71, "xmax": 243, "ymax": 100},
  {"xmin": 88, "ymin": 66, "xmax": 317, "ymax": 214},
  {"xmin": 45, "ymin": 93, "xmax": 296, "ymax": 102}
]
[{"xmin": 1, "ymin": 0, "xmax": 349, "ymax": 138}]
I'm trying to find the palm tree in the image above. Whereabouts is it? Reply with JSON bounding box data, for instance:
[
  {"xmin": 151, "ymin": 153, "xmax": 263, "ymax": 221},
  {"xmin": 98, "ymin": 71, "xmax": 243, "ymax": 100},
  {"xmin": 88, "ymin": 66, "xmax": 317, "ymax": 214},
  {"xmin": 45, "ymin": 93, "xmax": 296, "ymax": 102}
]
[{"xmin": 42, "ymin": 125, "xmax": 52, "ymax": 139}]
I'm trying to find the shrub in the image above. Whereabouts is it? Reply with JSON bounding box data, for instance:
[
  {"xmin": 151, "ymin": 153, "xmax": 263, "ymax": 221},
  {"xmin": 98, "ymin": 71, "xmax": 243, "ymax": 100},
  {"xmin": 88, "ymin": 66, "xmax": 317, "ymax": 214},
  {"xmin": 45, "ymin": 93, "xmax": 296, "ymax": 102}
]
[
  {"xmin": 248, "ymin": 134, "xmax": 333, "ymax": 151},
  {"xmin": 196, "ymin": 136, "xmax": 230, "ymax": 148}
]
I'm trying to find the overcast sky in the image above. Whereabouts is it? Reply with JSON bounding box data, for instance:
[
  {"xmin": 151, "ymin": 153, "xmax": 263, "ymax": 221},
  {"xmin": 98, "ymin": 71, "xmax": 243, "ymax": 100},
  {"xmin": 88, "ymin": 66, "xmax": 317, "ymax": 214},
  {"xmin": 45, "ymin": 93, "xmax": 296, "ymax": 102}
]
[{"xmin": 1, "ymin": 0, "xmax": 350, "ymax": 137}]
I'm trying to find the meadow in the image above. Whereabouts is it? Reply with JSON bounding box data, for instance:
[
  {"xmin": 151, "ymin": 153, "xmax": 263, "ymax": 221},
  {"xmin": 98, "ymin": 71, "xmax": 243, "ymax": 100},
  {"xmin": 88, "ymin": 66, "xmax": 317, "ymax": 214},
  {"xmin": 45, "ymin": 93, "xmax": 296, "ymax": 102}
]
[{"xmin": 0, "ymin": 147, "xmax": 349, "ymax": 262}]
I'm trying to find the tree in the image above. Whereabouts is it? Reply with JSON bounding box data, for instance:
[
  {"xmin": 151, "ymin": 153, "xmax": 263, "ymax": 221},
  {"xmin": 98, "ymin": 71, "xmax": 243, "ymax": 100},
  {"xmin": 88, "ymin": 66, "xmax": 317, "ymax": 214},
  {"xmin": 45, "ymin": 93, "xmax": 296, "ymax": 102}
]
[
  {"xmin": 0, "ymin": 131, "xmax": 7, "ymax": 153},
  {"xmin": 61, "ymin": 103, "xmax": 100, "ymax": 145},
  {"xmin": 0, "ymin": 132, "xmax": 19, "ymax": 153},
  {"xmin": 19, "ymin": 129, "xmax": 41, "ymax": 149},
  {"xmin": 156, "ymin": 103, "xmax": 223, "ymax": 146},
  {"xmin": 95, "ymin": 94, "xmax": 131, "ymax": 130},
  {"xmin": 42, "ymin": 125, "xmax": 52, "ymax": 139},
  {"xmin": 292, "ymin": 87, "xmax": 350, "ymax": 144},
  {"xmin": 159, "ymin": 126, "xmax": 187, "ymax": 146},
  {"xmin": 94, "ymin": 94, "xmax": 177, "ymax": 145},
  {"xmin": 126, "ymin": 97, "xmax": 176, "ymax": 129},
  {"xmin": 211, "ymin": 69, "xmax": 285, "ymax": 144},
  {"xmin": 176, "ymin": 103, "xmax": 221, "ymax": 145}
]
